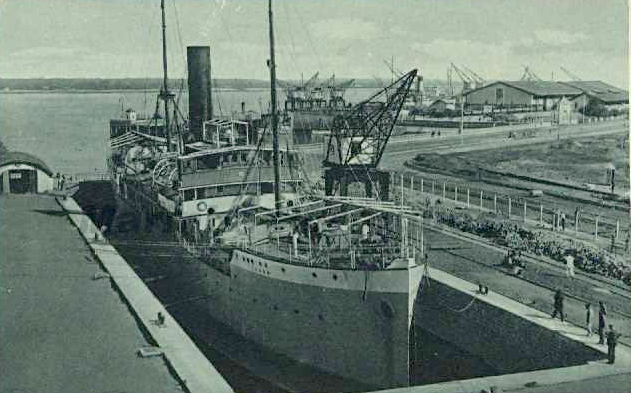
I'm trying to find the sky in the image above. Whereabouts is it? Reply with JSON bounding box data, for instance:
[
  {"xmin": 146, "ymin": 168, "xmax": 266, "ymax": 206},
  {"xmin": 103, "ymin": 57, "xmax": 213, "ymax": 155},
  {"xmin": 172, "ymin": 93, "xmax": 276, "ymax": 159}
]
[{"xmin": 0, "ymin": 0, "xmax": 629, "ymax": 88}]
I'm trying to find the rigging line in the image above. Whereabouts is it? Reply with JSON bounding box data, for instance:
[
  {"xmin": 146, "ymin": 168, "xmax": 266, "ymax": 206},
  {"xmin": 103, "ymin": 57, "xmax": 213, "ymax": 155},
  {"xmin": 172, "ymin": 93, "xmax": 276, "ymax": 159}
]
[
  {"xmin": 170, "ymin": 0, "xmax": 188, "ymax": 80},
  {"xmin": 289, "ymin": 0, "xmax": 324, "ymax": 73}
]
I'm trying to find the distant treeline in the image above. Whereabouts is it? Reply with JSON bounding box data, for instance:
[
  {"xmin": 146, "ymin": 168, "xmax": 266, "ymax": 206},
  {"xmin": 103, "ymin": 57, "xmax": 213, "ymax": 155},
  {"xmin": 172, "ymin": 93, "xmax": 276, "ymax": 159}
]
[{"xmin": 0, "ymin": 77, "xmax": 401, "ymax": 91}]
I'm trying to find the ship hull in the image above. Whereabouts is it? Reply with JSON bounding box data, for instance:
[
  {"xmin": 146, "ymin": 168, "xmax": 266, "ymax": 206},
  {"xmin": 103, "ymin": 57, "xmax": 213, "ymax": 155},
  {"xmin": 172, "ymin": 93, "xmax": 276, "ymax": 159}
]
[
  {"xmin": 202, "ymin": 250, "xmax": 424, "ymax": 389},
  {"xmin": 108, "ymin": 180, "xmax": 424, "ymax": 389}
]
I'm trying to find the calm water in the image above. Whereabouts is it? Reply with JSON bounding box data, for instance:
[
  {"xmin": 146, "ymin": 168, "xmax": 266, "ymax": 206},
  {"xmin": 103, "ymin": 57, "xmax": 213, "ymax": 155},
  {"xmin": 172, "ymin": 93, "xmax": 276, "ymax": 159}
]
[{"xmin": 0, "ymin": 88, "xmax": 377, "ymax": 175}]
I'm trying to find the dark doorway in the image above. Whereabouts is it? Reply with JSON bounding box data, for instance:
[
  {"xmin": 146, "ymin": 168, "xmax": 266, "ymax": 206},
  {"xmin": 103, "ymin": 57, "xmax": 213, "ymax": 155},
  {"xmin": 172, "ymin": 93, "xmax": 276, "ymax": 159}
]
[{"xmin": 8, "ymin": 169, "xmax": 37, "ymax": 193}]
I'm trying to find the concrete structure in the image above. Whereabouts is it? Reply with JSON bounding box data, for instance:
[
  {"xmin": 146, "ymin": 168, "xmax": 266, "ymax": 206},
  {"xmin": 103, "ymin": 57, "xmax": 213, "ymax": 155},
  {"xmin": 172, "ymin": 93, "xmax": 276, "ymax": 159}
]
[
  {"xmin": 464, "ymin": 81, "xmax": 582, "ymax": 110},
  {"xmin": 59, "ymin": 196, "xmax": 234, "ymax": 393},
  {"xmin": 563, "ymin": 81, "xmax": 629, "ymax": 111},
  {"xmin": 0, "ymin": 151, "xmax": 54, "ymax": 193},
  {"xmin": 0, "ymin": 195, "xmax": 183, "ymax": 393}
]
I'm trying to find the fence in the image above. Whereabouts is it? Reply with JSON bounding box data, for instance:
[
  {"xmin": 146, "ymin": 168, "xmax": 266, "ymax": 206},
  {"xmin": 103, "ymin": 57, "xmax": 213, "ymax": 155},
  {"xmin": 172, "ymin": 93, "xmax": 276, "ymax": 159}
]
[{"xmin": 392, "ymin": 173, "xmax": 630, "ymax": 254}]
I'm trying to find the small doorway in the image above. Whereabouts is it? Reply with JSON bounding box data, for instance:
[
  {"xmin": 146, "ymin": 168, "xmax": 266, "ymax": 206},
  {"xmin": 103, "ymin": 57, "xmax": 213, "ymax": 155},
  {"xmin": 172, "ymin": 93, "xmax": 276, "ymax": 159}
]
[{"xmin": 8, "ymin": 169, "xmax": 37, "ymax": 193}]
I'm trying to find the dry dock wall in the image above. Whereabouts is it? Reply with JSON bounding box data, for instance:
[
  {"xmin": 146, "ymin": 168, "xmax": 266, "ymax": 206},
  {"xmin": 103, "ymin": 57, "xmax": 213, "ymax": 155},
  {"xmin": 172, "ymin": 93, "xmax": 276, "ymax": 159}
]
[{"xmin": 415, "ymin": 276, "xmax": 603, "ymax": 375}]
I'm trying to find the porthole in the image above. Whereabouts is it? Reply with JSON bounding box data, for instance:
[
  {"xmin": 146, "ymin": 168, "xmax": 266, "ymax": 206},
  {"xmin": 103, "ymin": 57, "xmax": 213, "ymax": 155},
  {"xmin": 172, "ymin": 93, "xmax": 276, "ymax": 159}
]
[
  {"xmin": 332, "ymin": 274, "xmax": 338, "ymax": 280},
  {"xmin": 264, "ymin": 263, "xmax": 268, "ymax": 268},
  {"xmin": 281, "ymin": 267, "xmax": 286, "ymax": 273},
  {"xmin": 258, "ymin": 261, "xmax": 262, "ymax": 266},
  {"xmin": 294, "ymin": 309, "xmax": 300, "ymax": 314},
  {"xmin": 312, "ymin": 272, "xmax": 317, "ymax": 278}
]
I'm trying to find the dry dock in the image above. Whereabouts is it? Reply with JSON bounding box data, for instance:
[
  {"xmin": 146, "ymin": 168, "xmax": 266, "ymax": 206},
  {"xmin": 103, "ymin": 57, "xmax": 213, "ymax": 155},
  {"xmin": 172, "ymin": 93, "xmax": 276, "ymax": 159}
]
[{"xmin": 0, "ymin": 194, "xmax": 232, "ymax": 393}]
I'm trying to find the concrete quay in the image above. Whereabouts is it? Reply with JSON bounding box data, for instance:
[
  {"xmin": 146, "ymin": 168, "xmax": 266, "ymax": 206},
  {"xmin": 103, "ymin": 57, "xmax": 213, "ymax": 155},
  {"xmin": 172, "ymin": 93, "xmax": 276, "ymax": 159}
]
[
  {"xmin": 377, "ymin": 267, "xmax": 631, "ymax": 393},
  {"xmin": 57, "ymin": 196, "xmax": 233, "ymax": 393},
  {"xmin": 0, "ymin": 195, "xmax": 183, "ymax": 393}
]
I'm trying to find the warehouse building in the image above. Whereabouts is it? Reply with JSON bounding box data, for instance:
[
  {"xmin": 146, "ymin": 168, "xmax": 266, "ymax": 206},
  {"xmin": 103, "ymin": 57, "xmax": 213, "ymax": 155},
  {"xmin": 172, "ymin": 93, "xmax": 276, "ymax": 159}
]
[
  {"xmin": 560, "ymin": 81, "xmax": 629, "ymax": 111},
  {"xmin": 464, "ymin": 81, "xmax": 583, "ymax": 110}
]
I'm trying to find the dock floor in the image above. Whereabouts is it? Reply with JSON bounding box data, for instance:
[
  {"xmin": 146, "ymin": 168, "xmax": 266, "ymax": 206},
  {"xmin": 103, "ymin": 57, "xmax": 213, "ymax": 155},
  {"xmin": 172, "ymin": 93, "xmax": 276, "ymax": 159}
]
[
  {"xmin": 0, "ymin": 195, "xmax": 181, "ymax": 393},
  {"xmin": 57, "ymin": 196, "xmax": 233, "ymax": 393}
]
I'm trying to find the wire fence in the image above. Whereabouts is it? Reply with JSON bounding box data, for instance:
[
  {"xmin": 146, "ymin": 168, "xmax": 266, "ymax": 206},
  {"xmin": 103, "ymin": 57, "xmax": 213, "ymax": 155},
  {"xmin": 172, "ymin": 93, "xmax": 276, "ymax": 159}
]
[{"xmin": 391, "ymin": 173, "xmax": 630, "ymax": 254}]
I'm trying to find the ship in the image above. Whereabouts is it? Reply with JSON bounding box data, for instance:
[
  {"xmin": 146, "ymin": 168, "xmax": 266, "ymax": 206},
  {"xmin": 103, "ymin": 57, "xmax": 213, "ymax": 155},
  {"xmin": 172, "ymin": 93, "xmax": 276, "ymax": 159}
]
[
  {"xmin": 106, "ymin": 0, "xmax": 425, "ymax": 389},
  {"xmin": 282, "ymin": 72, "xmax": 356, "ymax": 144}
]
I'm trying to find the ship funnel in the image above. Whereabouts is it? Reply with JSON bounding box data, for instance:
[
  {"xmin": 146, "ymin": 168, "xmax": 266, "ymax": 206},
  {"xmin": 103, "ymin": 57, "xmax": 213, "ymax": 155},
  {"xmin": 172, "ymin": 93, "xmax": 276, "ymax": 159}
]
[{"xmin": 187, "ymin": 46, "xmax": 213, "ymax": 141}]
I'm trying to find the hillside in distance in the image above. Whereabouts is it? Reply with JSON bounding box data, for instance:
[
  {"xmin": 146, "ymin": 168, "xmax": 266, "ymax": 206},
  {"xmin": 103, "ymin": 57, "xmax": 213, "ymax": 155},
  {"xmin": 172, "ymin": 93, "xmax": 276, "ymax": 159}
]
[{"xmin": 0, "ymin": 77, "xmax": 448, "ymax": 91}]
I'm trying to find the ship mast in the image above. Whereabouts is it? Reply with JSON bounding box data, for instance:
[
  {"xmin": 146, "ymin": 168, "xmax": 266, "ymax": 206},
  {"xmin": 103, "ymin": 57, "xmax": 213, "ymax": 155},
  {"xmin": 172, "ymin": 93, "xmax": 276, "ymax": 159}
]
[
  {"xmin": 268, "ymin": 0, "xmax": 281, "ymax": 210},
  {"xmin": 160, "ymin": 0, "xmax": 172, "ymax": 152}
]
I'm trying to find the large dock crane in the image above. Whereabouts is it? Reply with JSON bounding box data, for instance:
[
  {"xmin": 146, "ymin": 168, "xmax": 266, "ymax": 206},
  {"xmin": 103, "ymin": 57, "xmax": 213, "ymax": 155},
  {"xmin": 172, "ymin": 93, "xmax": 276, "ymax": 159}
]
[{"xmin": 323, "ymin": 69, "xmax": 417, "ymax": 199}]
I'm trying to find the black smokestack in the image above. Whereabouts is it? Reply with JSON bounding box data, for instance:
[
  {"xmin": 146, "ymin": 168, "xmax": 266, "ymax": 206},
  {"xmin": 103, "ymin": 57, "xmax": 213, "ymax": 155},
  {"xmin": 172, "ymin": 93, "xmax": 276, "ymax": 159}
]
[{"xmin": 187, "ymin": 46, "xmax": 213, "ymax": 141}]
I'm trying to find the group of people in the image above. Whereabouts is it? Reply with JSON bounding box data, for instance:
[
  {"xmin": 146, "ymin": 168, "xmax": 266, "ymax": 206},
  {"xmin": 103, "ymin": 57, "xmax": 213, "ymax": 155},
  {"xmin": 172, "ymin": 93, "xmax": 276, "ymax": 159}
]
[
  {"xmin": 53, "ymin": 173, "xmax": 65, "ymax": 191},
  {"xmin": 426, "ymin": 201, "xmax": 631, "ymax": 286},
  {"xmin": 552, "ymin": 292, "xmax": 622, "ymax": 364}
]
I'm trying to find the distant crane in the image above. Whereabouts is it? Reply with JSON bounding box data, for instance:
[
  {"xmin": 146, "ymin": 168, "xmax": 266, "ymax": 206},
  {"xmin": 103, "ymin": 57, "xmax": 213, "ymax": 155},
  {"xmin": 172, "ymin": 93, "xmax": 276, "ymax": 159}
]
[
  {"xmin": 560, "ymin": 66, "xmax": 582, "ymax": 81},
  {"xmin": 451, "ymin": 63, "xmax": 480, "ymax": 93},
  {"xmin": 284, "ymin": 72, "xmax": 319, "ymax": 110},
  {"xmin": 463, "ymin": 66, "xmax": 485, "ymax": 86},
  {"xmin": 384, "ymin": 58, "xmax": 423, "ymax": 106},
  {"xmin": 327, "ymin": 75, "xmax": 355, "ymax": 108},
  {"xmin": 520, "ymin": 66, "xmax": 542, "ymax": 82}
]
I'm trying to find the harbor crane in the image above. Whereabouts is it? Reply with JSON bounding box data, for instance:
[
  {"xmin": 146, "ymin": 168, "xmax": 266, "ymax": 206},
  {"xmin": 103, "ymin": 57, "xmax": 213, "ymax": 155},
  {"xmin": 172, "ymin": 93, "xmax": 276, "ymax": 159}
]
[
  {"xmin": 560, "ymin": 66, "xmax": 581, "ymax": 81},
  {"xmin": 327, "ymin": 75, "xmax": 355, "ymax": 108},
  {"xmin": 450, "ymin": 63, "xmax": 480, "ymax": 93},
  {"xmin": 520, "ymin": 66, "xmax": 542, "ymax": 82},
  {"xmin": 323, "ymin": 69, "xmax": 417, "ymax": 199},
  {"xmin": 463, "ymin": 66, "xmax": 485, "ymax": 86},
  {"xmin": 384, "ymin": 59, "xmax": 423, "ymax": 106}
]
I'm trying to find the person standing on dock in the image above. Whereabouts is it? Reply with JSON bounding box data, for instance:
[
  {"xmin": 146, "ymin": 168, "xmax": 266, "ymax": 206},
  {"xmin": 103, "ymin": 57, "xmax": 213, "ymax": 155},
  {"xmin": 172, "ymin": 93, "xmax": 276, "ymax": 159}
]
[
  {"xmin": 585, "ymin": 303, "xmax": 593, "ymax": 337},
  {"xmin": 564, "ymin": 253, "xmax": 575, "ymax": 278},
  {"xmin": 598, "ymin": 301, "xmax": 608, "ymax": 345},
  {"xmin": 606, "ymin": 324, "xmax": 621, "ymax": 364},
  {"xmin": 551, "ymin": 289, "xmax": 565, "ymax": 322}
]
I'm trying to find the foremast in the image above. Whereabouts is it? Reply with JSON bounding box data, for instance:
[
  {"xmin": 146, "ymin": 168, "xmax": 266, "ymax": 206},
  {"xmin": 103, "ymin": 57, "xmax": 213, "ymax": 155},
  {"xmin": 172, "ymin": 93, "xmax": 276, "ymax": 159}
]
[{"xmin": 267, "ymin": 0, "xmax": 281, "ymax": 210}]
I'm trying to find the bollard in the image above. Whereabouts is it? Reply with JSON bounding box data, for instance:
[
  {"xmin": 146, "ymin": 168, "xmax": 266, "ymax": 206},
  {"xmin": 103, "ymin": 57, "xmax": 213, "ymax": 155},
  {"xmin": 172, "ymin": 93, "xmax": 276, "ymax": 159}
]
[
  {"xmin": 508, "ymin": 197, "xmax": 512, "ymax": 218},
  {"xmin": 443, "ymin": 183, "xmax": 446, "ymax": 199},
  {"xmin": 467, "ymin": 189, "xmax": 470, "ymax": 208},
  {"xmin": 480, "ymin": 190, "xmax": 483, "ymax": 210},
  {"xmin": 455, "ymin": 186, "xmax": 458, "ymax": 202},
  {"xmin": 595, "ymin": 216, "xmax": 599, "ymax": 239},
  {"xmin": 540, "ymin": 204, "xmax": 543, "ymax": 225},
  {"xmin": 494, "ymin": 194, "xmax": 497, "ymax": 213}
]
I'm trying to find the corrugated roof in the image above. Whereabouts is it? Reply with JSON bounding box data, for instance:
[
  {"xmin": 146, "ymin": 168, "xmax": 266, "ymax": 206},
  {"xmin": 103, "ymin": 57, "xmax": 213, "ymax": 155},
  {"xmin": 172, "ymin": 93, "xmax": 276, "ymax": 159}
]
[
  {"xmin": 499, "ymin": 81, "xmax": 583, "ymax": 97},
  {"xmin": 560, "ymin": 81, "xmax": 628, "ymax": 104},
  {"xmin": 464, "ymin": 80, "xmax": 582, "ymax": 97},
  {"xmin": 0, "ymin": 151, "xmax": 53, "ymax": 176}
]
